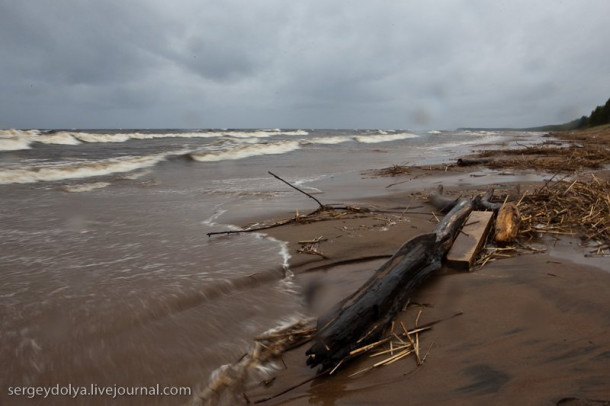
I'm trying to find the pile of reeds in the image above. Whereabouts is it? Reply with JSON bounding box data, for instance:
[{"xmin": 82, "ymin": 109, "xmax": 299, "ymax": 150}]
[
  {"xmin": 369, "ymin": 164, "xmax": 411, "ymax": 177},
  {"xmin": 344, "ymin": 308, "xmax": 432, "ymax": 377},
  {"xmin": 472, "ymin": 174, "xmax": 609, "ymax": 268},
  {"xmin": 517, "ymin": 175, "xmax": 610, "ymax": 255},
  {"xmin": 253, "ymin": 320, "xmax": 317, "ymax": 355},
  {"xmin": 482, "ymin": 145, "xmax": 609, "ymax": 172}
]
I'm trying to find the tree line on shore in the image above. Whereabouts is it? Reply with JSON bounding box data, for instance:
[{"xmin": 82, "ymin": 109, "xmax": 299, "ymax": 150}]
[
  {"xmin": 515, "ymin": 96, "xmax": 610, "ymax": 132},
  {"xmin": 576, "ymin": 97, "xmax": 610, "ymax": 129},
  {"xmin": 458, "ymin": 96, "xmax": 610, "ymax": 133}
]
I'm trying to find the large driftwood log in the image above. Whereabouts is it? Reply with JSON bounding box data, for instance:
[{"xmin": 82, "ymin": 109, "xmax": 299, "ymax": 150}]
[
  {"xmin": 427, "ymin": 185, "xmax": 458, "ymax": 213},
  {"xmin": 428, "ymin": 186, "xmax": 502, "ymax": 213},
  {"xmin": 306, "ymin": 198, "xmax": 476, "ymax": 370}
]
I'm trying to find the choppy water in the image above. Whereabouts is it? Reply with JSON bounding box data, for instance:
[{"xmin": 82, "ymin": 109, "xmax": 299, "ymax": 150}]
[{"xmin": 0, "ymin": 128, "xmax": 547, "ymax": 405}]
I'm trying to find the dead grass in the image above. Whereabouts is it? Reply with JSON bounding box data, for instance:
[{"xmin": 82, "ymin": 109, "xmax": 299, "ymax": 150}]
[
  {"xmin": 517, "ymin": 174, "xmax": 610, "ymax": 255},
  {"xmin": 370, "ymin": 164, "xmax": 411, "ymax": 177},
  {"xmin": 480, "ymin": 145, "xmax": 609, "ymax": 172}
]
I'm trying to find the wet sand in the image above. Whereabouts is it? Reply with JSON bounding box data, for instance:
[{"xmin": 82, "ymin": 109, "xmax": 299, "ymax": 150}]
[
  {"xmin": 209, "ymin": 128, "xmax": 610, "ymax": 406},
  {"xmin": 247, "ymin": 255, "xmax": 610, "ymax": 405}
]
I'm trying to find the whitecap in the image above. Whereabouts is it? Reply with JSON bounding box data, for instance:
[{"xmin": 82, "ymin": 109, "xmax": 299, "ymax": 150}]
[
  {"xmin": 221, "ymin": 129, "xmax": 308, "ymax": 139},
  {"xmin": 129, "ymin": 131, "xmax": 224, "ymax": 140},
  {"xmin": 301, "ymin": 136, "xmax": 352, "ymax": 145},
  {"xmin": 35, "ymin": 132, "xmax": 81, "ymax": 145},
  {"xmin": 0, "ymin": 152, "xmax": 180, "ymax": 184},
  {"xmin": 353, "ymin": 132, "xmax": 419, "ymax": 144},
  {"xmin": 61, "ymin": 182, "xmax": 111, "ymax": 193},
  {"xmin": 0, "ymin": 129, "xmax": 39, "ymax": 151},
  {"xmin": 72, "ymin": 132, "xmax": 133, "ymax": 143},
  {"xmin": 190, "ymin": 141, "xmax": 300, "ymax": 162}
]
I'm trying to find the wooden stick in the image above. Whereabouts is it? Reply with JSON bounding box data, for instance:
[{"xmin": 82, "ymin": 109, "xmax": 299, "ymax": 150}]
[
  {"xmin": 206, "ymin": 218, "xmax": 294, "ymax": 237},
  {"xmin": 268, "ymin": 171, "xmax": 325, "ymax": 208}
]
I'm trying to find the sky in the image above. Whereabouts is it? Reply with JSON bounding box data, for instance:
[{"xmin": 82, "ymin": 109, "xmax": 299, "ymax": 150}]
[{"xmin": 1, "ymin": 0, "xmax": 609, "ymax": 130}]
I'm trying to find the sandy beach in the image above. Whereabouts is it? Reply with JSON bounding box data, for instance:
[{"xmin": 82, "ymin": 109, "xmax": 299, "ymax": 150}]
[{"xmin": 200, "ymin": 127, "xmax": 610, "ymax": 406}]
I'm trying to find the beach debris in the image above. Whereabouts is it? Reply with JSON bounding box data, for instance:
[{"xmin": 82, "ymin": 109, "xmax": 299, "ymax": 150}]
[
  {"xmin": 446, "ymin": 210, "xmax": 495, "ymax": 270},
  {"xmin": 297, "ymin": 236, "xmax": 328, "ymax": 258},
  {"xmin": 456, "ymin": 158, "xmax": 491, "ymax": 167},
  {"xmin": 348, "ymin": 318, "xmax": 428, "ymax": 377},
  {"xmin": 428, "ymin": 185, "xmax": 502, "ymax": 214},
  {"xmin": 516, "ymin": 175, "xmax": 610, "ymax": 255},
  {"xmin": 341, "ymin": 308, "xmax": 463, "ymax": 378},
  {"xmin": 207, "ymin": 172, "xmax": 378, "ymax": 238},
  {"xmin": 470, "ymin": 173, "xmax": 610, "ymax": 269},
  {"xmin": 479, "ymin": 143, "xmax": 609, "ymax": 173},
  {"xmin": 428, "ymin": 185, "xmax": 459, "ymax": 213},
  {"xmin": 306, "ymin": 191, "xmax": 500, "ymax": 371},
  {"xmin": 191, "ymin": 319, "xmax": 315, "ymax": 406},
  {"xmin": 267, "ymin": 171, "xmax": 325, "ymax": 209},
  {"xmin": 374, "ymin": 164, "xmax": 411, "ymax": 176},
  {"xmin": 249, "ymin": 310, "xmax": 461, "ymax": 404},
  {"xmin": 494, "ymin": 203, "xmax": 521, "ymax": 243}
]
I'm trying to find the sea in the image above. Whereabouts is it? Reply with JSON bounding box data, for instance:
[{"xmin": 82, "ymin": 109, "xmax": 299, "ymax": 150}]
[{"xmin": 0, "ymin": 128, "xmax": 548, "ymax": 405}]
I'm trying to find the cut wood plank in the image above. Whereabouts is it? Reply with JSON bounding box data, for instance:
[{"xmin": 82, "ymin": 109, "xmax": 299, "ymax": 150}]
[{"xmin": 446, "ymin": 210, "xmax": 494, "ymax": 270}]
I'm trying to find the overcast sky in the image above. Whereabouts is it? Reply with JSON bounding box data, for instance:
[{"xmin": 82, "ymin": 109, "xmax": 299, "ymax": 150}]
[{"xmin": 1, "ymin": 0, "xmax": 609, "ymax": 130}]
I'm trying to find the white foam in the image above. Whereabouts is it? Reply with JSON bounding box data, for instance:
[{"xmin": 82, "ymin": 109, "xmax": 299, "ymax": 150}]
[
  {"xmin": 302, "ymin": 136, "xmax": 352, "ymax": 145},
  {"xmin": 0, "ymin": 129, "xmax": 39, "ymax": 151},
  {"xmin": 0, "ymin": 153, "xmax": 176, "ymax": 184},
  {"xmin": 0, "ymin": 129, "xmax": 310, "ymax": 150},
  {"xmin": 118, "ymin": 169, "xmax": 151, "ymax": 180},
  {"xmin": 61, "ymin": 182, "xmax": 111, "ymax": 193},
  {"xmin": 221, "ymin": 130, "xmax": 275, "ymax": 139},
  {"xmin": 34, "ymin": 130, "xmax": 309, "ymax": 144},
  {"xmin": 60, "ymin": 131, "xmax": 223, "ymax": 144},
  {"xmin": 190, "ymin": 141, "xmax": 300, "ymax": 162},
  {"xmin": 222, "ymin": 129, "xmax": 308, "ymax": 139},
  {"xmin": 353, "ymin": 132, "xmax": 419, "ymax": 144},
  {"xmin": 72, "ymin": 132, "xmax": 133, "ymax": 143},
  {"xmin": 429, "ymin": 134, "xmax": 504, "ymax": 150},
  {"xmin": 265, "ymin": 235, "xmax": 292, "ymax": 277},
  {"xmin": 129, "ymin": 131, "xmax": 224, "ymax": 140},
  {"xmin": 35, "ymin": 132, "xmax": 81, "ymax": 145},
  {"xmin": 201, "ymin": 206, "xmax": 228, "ymax": 227}
]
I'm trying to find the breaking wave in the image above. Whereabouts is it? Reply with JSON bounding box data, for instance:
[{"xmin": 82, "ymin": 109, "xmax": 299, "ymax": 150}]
[
  {"xmin": 0, "ymin": 153, "xmax": 178, "ymax": 184},
  {"xmin": 0, "ymin": 129, "xmax": 310, "ymax": 150},
  {"xmin": 302, "ymin": 136, "xmax": 352, "ymax": 145},
  {"xmin": 353, "ymin": 132, "xmax": 419, "ymax": 144},
  {"xmin": 190, "ymin": 141, "xmax": 300, "ymax": 162},
  {"xmin": 35, "ymin": 132, "xmax": 82, "ymax": 145},
  {"xmin": 0, "ymin": 129, "xmax": 40, "ymax": 151}
]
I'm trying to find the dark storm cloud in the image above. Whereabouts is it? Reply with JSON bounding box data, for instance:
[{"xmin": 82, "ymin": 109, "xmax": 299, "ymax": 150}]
[
  {"xmin": 1, "ymin": 0, "xmax": 610, "ymax": 129},
  {"xmin": 0, "ymin": 1, "xmax": 159, "ymax": 85}
]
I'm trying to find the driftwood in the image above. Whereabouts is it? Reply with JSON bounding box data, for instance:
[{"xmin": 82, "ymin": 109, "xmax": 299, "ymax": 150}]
[
  {"xmin": 494, "ymin": 203, "xmax": 521, "ymax": 243},
  {"xmin": 207, "ymin": 172, "xmax": 372, "ymax": 238},
  {"xmin": 305, "ymin": 192, "xmax": 501, "ymax": 370},
  {"xmin": 457, "ymin": 158, "xmax": 491, "ymax": 167},
  {"xmin": 267, "ymin": 171, "xmax": 325, "ymax": 209},
  {"xmin": 427, "ymin": 185, "xmax": 458, "ymax": 213},
  {"xmin": 428, "ymin": 186, "xmax": 502, "ymax": 213}
]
